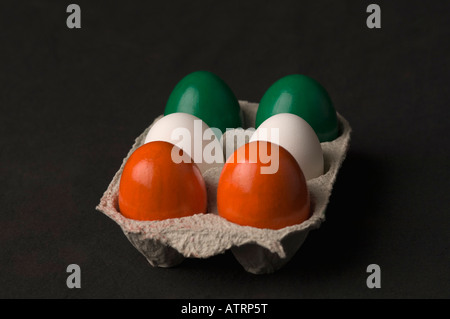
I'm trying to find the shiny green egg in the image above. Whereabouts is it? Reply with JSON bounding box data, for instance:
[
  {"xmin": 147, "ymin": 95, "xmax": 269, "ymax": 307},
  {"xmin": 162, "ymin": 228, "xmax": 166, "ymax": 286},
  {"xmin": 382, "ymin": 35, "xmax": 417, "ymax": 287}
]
[
  {"xmin": 255, "ymin": 74, "xmax": 339, "ymax": 142},
  {"xmin": 164, "ymin": 71, "xmax": 242, "ymax": 134}
]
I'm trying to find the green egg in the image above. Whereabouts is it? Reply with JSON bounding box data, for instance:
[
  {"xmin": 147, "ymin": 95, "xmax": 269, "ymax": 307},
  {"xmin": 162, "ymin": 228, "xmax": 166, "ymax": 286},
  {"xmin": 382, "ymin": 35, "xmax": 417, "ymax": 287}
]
[
  {"xmin": 255, "ymin": 74, "xmax": 339, "ymax": 142},
  {"xmin": 164, "ymin": 71, "xmax": 242, "ymax": 134}
]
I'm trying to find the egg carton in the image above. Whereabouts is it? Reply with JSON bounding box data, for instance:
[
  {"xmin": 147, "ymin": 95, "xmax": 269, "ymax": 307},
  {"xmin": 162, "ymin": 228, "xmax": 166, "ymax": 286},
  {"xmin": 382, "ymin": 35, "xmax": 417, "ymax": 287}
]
[{"xmin": 96, "ymin": 101, "xmax": 352, "ymax": 274}]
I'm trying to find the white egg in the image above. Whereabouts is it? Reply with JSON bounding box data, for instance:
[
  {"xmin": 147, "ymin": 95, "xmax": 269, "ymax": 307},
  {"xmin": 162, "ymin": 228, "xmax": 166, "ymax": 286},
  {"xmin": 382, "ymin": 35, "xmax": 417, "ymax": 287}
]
[
  {"xmin": 249, "ymin": 113, "xmax": 324, "ymax": 180},
  {"xmin": 145, "ymin": 113, "xmax": 224, "ymax": 174}
]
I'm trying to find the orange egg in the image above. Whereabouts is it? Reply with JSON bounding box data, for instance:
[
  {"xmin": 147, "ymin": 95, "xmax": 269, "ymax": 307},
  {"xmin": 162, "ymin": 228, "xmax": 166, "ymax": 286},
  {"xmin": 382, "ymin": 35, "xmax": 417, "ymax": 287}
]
[
  {"xmin": 118, "ymin": 141, "xmax": 207, "ymax": 221},
  {"xmin": 217, "ymin": 141, "xmax": 310, "ymax": 230}
]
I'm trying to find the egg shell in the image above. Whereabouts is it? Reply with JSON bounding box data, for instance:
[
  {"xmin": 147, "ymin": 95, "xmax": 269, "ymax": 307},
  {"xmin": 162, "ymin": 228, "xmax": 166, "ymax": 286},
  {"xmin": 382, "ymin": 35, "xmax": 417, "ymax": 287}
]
[
  {"xmin": 250, "ymin": 113, "xmax": 324, "ymax": 180},
  {"xmin": 255, "ymin": 74, "xmax": 339, "ymax": 142},
  {"xmin": 217, "ymin": 141, "xmax": 311, "ymax": 230},
  {"xmin": 164, "ymin": 71, "xmax": 242, "ymax": 134},
  {"xmin": 144, "ymin": 112, "xmax": 224, "ymax": 174},
  {"xmin": 96, "ymin": 101, "xmax": 352, "ymax": 274},
  {"xmin": 118, "ymin": 141, "xmax": 208, "ymax": 222}
]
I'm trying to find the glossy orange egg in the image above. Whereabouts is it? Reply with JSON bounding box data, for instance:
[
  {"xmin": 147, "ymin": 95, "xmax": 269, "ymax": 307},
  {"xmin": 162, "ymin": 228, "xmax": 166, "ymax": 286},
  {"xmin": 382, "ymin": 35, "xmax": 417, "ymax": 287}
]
[
  {"xmin": 217, "ymin": 141, "xmax": 310, "ymax": 230},
  {"xmin": 118, "ymin": 141, "xmax": 207, "ymax": 221}
]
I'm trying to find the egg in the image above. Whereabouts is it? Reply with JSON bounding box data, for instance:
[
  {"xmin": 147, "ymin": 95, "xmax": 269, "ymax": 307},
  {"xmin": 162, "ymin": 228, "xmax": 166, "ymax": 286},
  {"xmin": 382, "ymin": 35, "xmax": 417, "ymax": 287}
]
[
  {"xmin": 164, "ymin": 71, "xmax": 242, "ymax": 134},
  {"xmin": 255, "ymin": 74, "xmax": 339, "ymax": 142},
  {"xmin": 144, "ymin": 113, "xmax": 224, "ymax": 174},
  {"xmin": 250, "ymin": 113, "xmax": 323, "ymax": 180},
  {"xmin": 118, "ymin": 141, "xmax": 208, "ymax": 221},
  {"xmin": 217, "ymin": 141, "xmax": 310, "ymax": 230}
]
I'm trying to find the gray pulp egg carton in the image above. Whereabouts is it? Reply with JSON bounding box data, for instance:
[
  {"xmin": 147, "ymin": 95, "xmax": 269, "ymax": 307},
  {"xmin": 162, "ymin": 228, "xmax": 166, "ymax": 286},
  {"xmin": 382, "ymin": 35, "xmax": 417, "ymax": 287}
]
[{"xmin": 96, "ymin": 101, "xmax": 352, "ymax": 274}]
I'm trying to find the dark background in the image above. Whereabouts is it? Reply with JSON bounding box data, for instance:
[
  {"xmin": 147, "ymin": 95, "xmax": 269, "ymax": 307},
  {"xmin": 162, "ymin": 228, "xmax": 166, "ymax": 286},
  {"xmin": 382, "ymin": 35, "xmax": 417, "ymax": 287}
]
[{"xmin": 1, "ymin": 0, "xmax": 449, "ymax": 299}]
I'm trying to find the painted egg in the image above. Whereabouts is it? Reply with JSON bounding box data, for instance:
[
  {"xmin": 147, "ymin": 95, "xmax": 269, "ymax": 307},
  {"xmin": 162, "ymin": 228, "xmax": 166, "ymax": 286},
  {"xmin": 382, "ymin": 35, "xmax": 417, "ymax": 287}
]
[
  {"xmin": 250, "ymin": 113, "xmax": 323, "ymax": 180},
  {"xmin": 164, "ymin": 70, "xmax": 242, "ymax": 134},
  {"xmin": 255, "ymin": 74, "xmax": 339, "ymax": 142},
  {"xmin": 118, "ymin": 141, "xmax": 208, "ymax": 221},
  {"xmin": 144, "ymin": 113, "xmax": 224, "ymax": 174},
  {"xmin": 217, "ymin": 141, "xmax": 310, "ymax": 230}
]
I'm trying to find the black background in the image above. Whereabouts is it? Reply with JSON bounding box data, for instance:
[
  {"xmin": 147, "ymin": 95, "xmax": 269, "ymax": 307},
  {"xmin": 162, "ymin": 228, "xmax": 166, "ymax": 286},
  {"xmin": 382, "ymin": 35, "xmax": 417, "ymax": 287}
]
[{"xmin": 1, "ymin": 0, "xmax": 449, "ymax": 299}]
